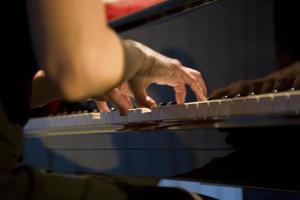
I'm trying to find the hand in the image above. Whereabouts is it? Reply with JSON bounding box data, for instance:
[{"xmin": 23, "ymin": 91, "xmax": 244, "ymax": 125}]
[
  {"xmin": 96, "ymin": 40, "xmax": 207, "ymax": 115},
  {"xmin": 95, "ymin": 82, "xmax": 133, "ymax": 115},
  {"xmin": 125, "ymin": 40, "xmax": 207, "ymax": 108},
  {"xmin": 209, "ymin": 61, "xmax": 300, "ymax": 99}
]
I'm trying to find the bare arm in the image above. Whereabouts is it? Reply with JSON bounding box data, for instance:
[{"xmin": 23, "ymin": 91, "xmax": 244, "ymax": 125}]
[{"xmin": 26, "ymin": 0, "xmax": 124, "ymax": 101}]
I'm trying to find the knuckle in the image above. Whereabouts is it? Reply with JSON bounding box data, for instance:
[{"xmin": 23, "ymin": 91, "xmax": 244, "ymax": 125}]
[
  {"xmin": 170, "ymin": 61, "xmax": 181, "ymax": 71},
  {"xmin": 197, "ymin": 71, "xmax": 202, "ymax": 77},
  {"xmin": 171, "ymin": 58, "xmax": 182, "ymax": 66}
]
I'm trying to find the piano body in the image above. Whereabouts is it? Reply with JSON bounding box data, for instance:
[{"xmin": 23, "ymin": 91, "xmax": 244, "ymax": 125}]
[{"xmin": 23, "ymin": 0, "xmax": 300, "ymax": 198}]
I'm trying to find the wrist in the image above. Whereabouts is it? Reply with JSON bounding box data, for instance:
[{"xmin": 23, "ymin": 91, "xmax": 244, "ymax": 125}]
[{"xmin": 121, "ymin": 39, "xmax": 147, "ymax": 81}]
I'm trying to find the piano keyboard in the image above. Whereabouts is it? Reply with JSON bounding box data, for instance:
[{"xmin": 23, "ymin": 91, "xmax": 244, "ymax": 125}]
[{"xmin": 24, "ymin": 90, "xmax": 300, "ymax": 135}]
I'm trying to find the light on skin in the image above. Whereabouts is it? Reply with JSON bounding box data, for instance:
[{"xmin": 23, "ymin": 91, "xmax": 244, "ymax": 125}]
[{"xmin": 26, "ymin": 0, "xmax": 124, "ymax": 101}]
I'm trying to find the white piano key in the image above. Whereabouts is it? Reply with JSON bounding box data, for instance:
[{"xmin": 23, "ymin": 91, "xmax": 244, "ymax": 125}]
[
  {"xmin": 272, "ymin": 92, "xmax": 290, "ymax": 113},
  {"xmin": 289, "ymin": 90, "xmax": 300, "ymax": 113},
  {"xmin": 127, "ymin": 108, "xmax": 151, "ymax": 123},
  {"xmin": 243, "ymin": 95, "xmax": 260, "ymax": 115},
  {"xmin": 110, "ymin": 111, "xmax": 127, "ymax": 124},
  {"xmin": 231, "ymin": 97, "xmax": 245, "ymax": 116},
  {"xmin": 206, "ymin": 100, "xmax": 221, "ymax": 118},
  {"xmin": 256, "ymin": 94, "xmax": 274, "ymax": 114},
  {"xmin": 219, "ymin": 99, "xmax": 232, "ymax": 117},
  {"xmin": 185, "ymin": 102, "xmax": 201, "ymax": 119},
  {"xmin": 99, "ymin": 112, "xmax": 112, "ymax": 124},
  {"xmin": 152, "ymin": 107, "xmax": 165, "ymax": 120},
  {"xmin": 189, "ymin": 101, "xmax": 208, "ymax": 119},
  {"xmin": 151, "ymin": 104, "xmax": 185, "ymax": 121}
]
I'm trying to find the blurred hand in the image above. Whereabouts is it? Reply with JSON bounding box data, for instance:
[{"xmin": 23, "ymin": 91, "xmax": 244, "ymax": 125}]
[
  {"xmin": 96, "ymin": 82, "xmax": 133, "ymax": 115},
  {"xmin": 96, "ymin": 40, "xmax": 207, "ymax": 115},
  {"xmin": 209, "ymin": 61, "xmax": 300, "ymax": 99}
]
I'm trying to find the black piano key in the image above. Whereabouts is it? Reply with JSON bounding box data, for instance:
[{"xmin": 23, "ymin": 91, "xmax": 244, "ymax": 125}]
[
  {"xmin": 167, "ymin": 101, "xmax": 176, "ymax": 105},
  {"xmin": 159, "ymin": 101, "xmax": 176, "ymax": 106},
  {"xmin": 110, "ymin": 107, "xmax": 117, "ymax": 111}
]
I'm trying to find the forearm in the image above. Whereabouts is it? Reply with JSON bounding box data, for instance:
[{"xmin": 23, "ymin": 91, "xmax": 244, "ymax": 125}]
[
  {"xmin": 30, "ymin": 70, "xmax": 60, "ymax": 108},
  {"xmin": 26, "ymin": 0, "xmax": 124, "ymax": 101}
]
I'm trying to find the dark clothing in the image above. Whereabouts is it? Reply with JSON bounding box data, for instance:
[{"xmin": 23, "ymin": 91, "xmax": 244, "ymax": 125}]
[
  {"xmin": 1, "ymin": 0, "xmax": 38, "ymax": 126},
  {"xmin": 0, "ymin": 0, "xmax": 37, "ymax": 171}
]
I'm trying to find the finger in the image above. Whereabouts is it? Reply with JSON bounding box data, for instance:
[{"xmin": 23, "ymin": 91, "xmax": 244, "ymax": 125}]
[
  {"xmin": 185, "ymin": 68, "xmax": 207, "ymax": 97},
  {"xmin": 123, "ymin": 93, "xmax": 133, "ymax": 109},
  {"xmin": 191, "ymin": 83, "xmax": 207, "ymax": 101},
  {"xmin": 227, "ymin": 81, "xmax": 251, "ymax": 97},
  {"xmin": 273, "ymin": 77, "xmax": 295, "ymax": 92},
  {"xmin": 194, "ymin": 71, "xmax": 207, "ymax": 97},
  {"xmin": 132, "ymin": 89, "xmax": 157, "ymax": 108},
  {"xmin": 293, "ymin": 76, "xmax": 300, "ymax": 90},
  {"xmin": 261, "ymin": 79, "xmax": 275, "ymax": 93},
  {"xmin": 96, "ymin": 101, "xmax": 110, "ymax": 113},
  {"xmin": 209, "ymin": 87, "xmax": 230, "ymax": 99},
  {"xmin": 174, "ymin": 82, "xmax": 186, "ymax": 104},
  {"xmin": 249, "ymin": 79, "xmax": 264, "ymax": 95},
  {"xmin": 108, "ymin": 88, "xmax": 131, "ymax": 115},
  {"xmin": 181, "ymin": 70, "xmax": 206, "ymax": 101},
  {"xmin": 119, "ymin": 82, "xmax": 134, "ymax": 97}
]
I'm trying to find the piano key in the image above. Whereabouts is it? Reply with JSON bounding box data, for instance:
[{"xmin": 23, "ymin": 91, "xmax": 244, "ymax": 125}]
[
  {"xmin": 181, "ymin": 101, "xmax": 207, "ymax": 120},
  {"xmin": 231, "ymin": 97, "xmax": 245, "ymax": 116},
  {"xmin": 243, "ymin": 95, "xmax": 260, "ymax": 115},
  {"xmin": 272, "ymin": 92, "xmax": 290, "ymax": 113},
  {"xmin": 219, "ymin": 99, "xmax": 232, "ymax": 117},
  {"xmin": 127, "ymin": 108, "xmax": 151, "ymax": 122},
  {"xmin": 256, "ymin": 93, "xmax": 274, "ymax": 114},
  {"xmin": 185, "ymin": 102, "xmax": 201, "ymax": 119},
  {"xmin": 111, "ymin": 111, "xmax": 127, "ymax": 124},
  {"xmin": 24, "ymin": 90, "xmax": 300, "ymax": 134},
  {"xmin": 289, "ymin": 90, "xmax": 300, "ymax": 113},
  {"xmin": 206, "ymin": 99, "xmax": 221, "ymax": 118},
  {"xmin": 151, "ymin": 104, "xmax": 181, "ymax": 121}
]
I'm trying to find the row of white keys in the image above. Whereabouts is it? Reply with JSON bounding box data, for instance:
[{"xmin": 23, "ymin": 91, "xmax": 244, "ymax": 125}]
[
  {"xmin": 100, "ymin": 108, "xmax": 152, "ymax": 124},
  {"xmin": 24, "ymin": 113, "xmax": 101, "ymax": 130},
  {"xmin": 230, "ymin": 90, "xmax": 300, "ymax": 116},
  {"xmin": 151, "ymin": 104, "xmax": 186, "ymax": 121},
  {"xmin": 150, "ymin": 100, "xmax": 227, "ymax": 121},
  {"xmin": 195, "ymin": 99, "xmax": 231, "ymax": 118},
  {"xmin": 231, "ymin": 93, "xmax": 281, "ymax": 116},
  {"xmin": 150, "ymin": 102, "xmax": 205, "ymax": 121},
  {"xmin": 128, "ymin": 107, "xmax": 152, "ymax": 122},
  {"xmin": 24, "ymin": 90, "xmax": 300, "ymax": 131}
]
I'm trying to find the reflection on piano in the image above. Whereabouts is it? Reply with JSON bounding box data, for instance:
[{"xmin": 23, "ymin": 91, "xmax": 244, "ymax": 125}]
[{"xmin": 24, "ymin": 90, "xmax": 300, "ymax": 135}]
